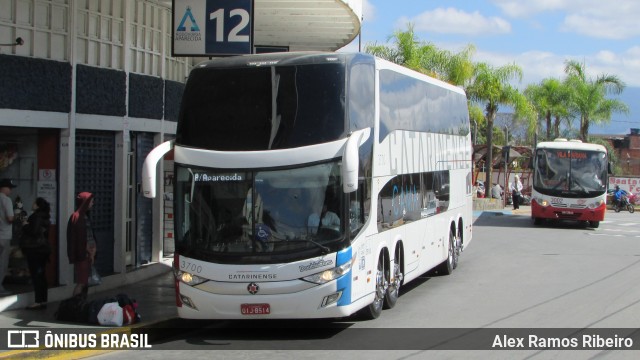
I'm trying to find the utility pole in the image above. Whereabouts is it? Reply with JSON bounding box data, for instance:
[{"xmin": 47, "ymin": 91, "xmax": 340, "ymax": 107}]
[
  {"xmin": 471, "ymin": 119, "xmax": 477, "ymax": 145},
  {"xmin": 504, "ymin": 125, "xmax": 509, "ymax": 145}
]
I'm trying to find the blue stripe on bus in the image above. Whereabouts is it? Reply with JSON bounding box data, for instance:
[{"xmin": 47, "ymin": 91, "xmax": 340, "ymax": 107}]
[{"xmin": 336, "ymin": 247, "xmax": 352, "ymax": 306}]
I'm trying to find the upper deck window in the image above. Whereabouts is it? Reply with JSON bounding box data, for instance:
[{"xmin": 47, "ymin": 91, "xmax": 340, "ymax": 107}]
[
  {"xmin": 379, "ymin": 69, "xmax": 469, "ymax": 141},
  {"xmin": 177, "ymin": 63, "xmax": 347, "ymax": 151}
]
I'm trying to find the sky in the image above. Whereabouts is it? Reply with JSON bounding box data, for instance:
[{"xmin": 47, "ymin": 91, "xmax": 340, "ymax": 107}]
[{"xmin": 341, "ymin": 0, "xmax": 640, "ymax": 134}]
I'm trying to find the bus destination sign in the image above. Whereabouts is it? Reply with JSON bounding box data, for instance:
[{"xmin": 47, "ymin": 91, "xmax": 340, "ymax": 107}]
[{"xmin": 556, "ymin": 150, "xmax": 588, "ymax": 159}]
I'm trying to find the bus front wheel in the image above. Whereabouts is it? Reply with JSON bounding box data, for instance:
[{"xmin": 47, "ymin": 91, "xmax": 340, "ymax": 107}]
[
  {"xmin": 360, "ymin": 255, "xmax": 386, "ymax": 320},
  {"xmin": 384, "ymin": 246, "xmax": 403, "ymax": 310},
  {"xmin": 589, "ymin": 221, "xmax": 600, "ymax": 228}
]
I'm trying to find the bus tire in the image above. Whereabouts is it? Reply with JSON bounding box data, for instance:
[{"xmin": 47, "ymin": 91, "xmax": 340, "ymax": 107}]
[
  {"xmin": 384, "ymin": 246, "xmax": 403, "ymax": 310},
  {"xmin": 589, "ymin": 221, "xmax": 599, "ymax": 228},
  {"xmin": 438, "ymin": 229, "xmax": 457, "ymax": 275},
  {"xmin": 533, "ymin": 217, "xmax": 542, "ymax": 225},
  {"xmin": 454, "ymin": 227, "xmax": 462, "ymax": 270},
  {"xmin": 360, "ymin": 255, "xmax": 385, "ymax": 320}
]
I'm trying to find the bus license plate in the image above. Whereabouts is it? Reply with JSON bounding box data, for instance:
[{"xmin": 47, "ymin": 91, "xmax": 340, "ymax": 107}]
[{"xmin": 241, "ymin": 303, "xmax": 270, "ymax": 315}]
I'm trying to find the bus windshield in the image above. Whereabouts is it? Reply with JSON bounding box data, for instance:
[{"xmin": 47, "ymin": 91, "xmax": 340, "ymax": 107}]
[
  {"xmin": 177, "ymin": 63, "xmax": 347, "ymax": 151},
  {"xmin": 533, "ymin": 148, "xmax": 607, "ymax": 197},
  {"xmin": 174, "ymin": 161, "xmax": 346, "ymax": 264}
]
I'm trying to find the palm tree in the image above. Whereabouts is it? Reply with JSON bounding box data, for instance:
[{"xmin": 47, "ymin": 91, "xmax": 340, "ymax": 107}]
[
  {"xmin": 421, "ymin": 43, "xmax": 476, "ymax": 86},
  {"xmin": 525, "ymin": 78, "xmax": 570, "ymax": 141},
  {"xmin": 467, "ymin": 62, "xmax": 533, "ymax": 188},
  {"xmin": 564, "ymin": 60, "xmax": 628, "ymax": 141},
  {"xmin": 365, "ymin": 24, "xmax": 429, "ymax": 74},
  {"xmin": 364, "ymin": 24, "xmax": 475, "ymax": 87}
]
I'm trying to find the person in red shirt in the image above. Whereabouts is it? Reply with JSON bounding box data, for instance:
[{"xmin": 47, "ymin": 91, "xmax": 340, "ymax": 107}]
[{"xmin": 67, "ymin": 192, "xmax": 97, "ymax": 297}]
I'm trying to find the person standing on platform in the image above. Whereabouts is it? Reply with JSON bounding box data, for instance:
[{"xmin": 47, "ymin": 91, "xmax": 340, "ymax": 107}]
[
  {"xmin": 67, "ymin": 192, "xmax": 97, "ymax": 297},
  {"xmin": 20, "ymin": 197, "xmax": 51, "ymax": 309},
  {"xmin": 510, "ymin": 175, "xmax": 523, "ymax": 210}
]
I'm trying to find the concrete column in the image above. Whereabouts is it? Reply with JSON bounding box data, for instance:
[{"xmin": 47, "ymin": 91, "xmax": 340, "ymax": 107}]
[
  {"xmin": 58, "ymin": 0, "xmax": 78, "ymax": 287},
  {"xmin": 113, "ymin": 132, "xmax": 128, "ymax": 274}
]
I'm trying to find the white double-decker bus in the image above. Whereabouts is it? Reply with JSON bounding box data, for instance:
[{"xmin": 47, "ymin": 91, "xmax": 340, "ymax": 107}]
[
  {"xmin": 531, "ymin": 139, "xmax": 608, "ymax": 228},
  {"xmin": 143, "ymin": 52, "xmax": 473, "ymax": 320}
]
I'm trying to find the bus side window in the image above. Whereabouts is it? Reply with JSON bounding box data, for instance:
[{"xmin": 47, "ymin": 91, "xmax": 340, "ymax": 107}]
[{"xmin": 350, "ymin": 183, "xmax": 364, "ymax": 235}]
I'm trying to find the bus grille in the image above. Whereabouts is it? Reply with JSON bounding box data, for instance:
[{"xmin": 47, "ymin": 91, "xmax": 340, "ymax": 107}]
[{"xmin": 551, "ymin": 203, "xmax": 587, "ymax": 209}]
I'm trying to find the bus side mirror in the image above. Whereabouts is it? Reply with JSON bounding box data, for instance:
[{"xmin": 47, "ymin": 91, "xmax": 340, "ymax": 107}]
[
  {"xmin": 608, "ymin": 162, "xmax": 612, "ymax": 175},
  {"xmin": 342, "ymin": 128, "xmax": 370, "ymax": 193},
  {"xmin": 142, "ymin": 140, "xmax": 174, "ymax": 198}
]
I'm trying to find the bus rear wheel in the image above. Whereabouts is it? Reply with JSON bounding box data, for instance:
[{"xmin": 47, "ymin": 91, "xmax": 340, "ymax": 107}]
[{"xmin": 438, "ymin": 229, "xmax": 457, "ymax": 275}]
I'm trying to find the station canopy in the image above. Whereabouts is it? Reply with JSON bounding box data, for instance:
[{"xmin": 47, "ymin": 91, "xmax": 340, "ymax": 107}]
[
  {"xmin": 168, "ymin": 0, "xmax": 362, "ymax": 52},
  {"xmin": 253, "ymin": 0, "xmax": 362, "ymax": 51}
]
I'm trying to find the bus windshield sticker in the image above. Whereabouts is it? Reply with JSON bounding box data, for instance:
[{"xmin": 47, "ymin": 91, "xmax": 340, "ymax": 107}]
[{"xmin": 193, "ymin": 173, "xmax": 244, "ymax": 182}]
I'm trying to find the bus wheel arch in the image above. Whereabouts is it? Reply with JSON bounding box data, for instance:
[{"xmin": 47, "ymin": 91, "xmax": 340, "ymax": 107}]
[{"xmin": 384, "ymin": 241, "xmax": 404, "ymax": 310}]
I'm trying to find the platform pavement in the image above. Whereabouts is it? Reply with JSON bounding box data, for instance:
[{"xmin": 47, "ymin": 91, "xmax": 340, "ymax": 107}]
[{"xmin": 0, "ymin": 261, "xmax": 182, "ymax": 359}]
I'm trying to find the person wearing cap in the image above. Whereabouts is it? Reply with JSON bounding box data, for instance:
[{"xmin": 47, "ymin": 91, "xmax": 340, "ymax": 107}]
[
  {"xmin": 509, "ymin": 175, "xmax": 523, "ymax": 210},
  {"xmin": 0, "ymin": 178, "xmax": 17, "ymax": 296}
]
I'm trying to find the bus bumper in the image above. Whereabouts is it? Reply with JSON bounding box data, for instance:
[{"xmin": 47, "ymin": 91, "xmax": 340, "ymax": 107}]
[
  {"xmin": 531, "ymin": 199, "xmax": 606, "ymax": 222},
  {"xmin": 174, "ymin": 280, "xmax": 370, "ymax": 320}
]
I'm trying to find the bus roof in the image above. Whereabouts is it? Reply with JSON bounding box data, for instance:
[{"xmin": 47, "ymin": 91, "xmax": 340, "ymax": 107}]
[
  {"xmin": 536, "ymin": 139, "xmax": 607, "ymax": 153},
  {"xmin": 192, "ymin": 52, "xmax": 374, "ymax": 70},
  {"xmin": 188, "ymin": 51, "xmax": 466, "ymax": 97}
]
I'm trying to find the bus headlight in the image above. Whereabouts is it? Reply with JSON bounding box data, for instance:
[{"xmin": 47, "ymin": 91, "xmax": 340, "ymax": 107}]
[
  {"xmin": 536, "ymin": 198, "xmax": 549, "ymax": 207},
  {"xmin": 302, "ymin": 262, "xmax": 352, "ymax": 284},
  {"xmin": 589, "ymin": 200, "xmax": 605, "ymax": 209},
  {"xmin": 173, "ymin": 268, "xmax": 208, "ymax": 286}
]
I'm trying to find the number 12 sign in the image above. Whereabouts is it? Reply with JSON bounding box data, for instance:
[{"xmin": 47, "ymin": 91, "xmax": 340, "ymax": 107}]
[{"xmin": 173, "ymin": 0, "xmax": 254, "ymax": 56}]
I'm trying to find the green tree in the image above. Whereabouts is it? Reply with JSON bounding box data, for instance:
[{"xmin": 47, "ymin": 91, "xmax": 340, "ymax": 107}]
[
  {"xmin": 466, "ymin": 62, "xmax": 533, "ymax": 187},
  {"xmin": 364, "ymin": 24, "xmax": 475, "ymax": 87},
  {"xmin": 422, "ymin": 43, "xmax": 476, "ymax": 86},
  {"xmin": 469, "ymin": 106, "xmax": 486, "ymax": 145},
  {"xmin": 564, "ymin": 60, "xmax": 628, "ymax": 141},
  {"xmin": 365, "ymin": 25, "xmax": 426, "ymax": 72},
  {"xmin": 524, "ymin": 78, "xmax": 571, "ymax": 141}
]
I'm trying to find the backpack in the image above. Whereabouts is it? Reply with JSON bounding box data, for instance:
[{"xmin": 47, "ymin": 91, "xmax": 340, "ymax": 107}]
[
  {"xmin": 54, "ymin": 294, "xmax": 89, "ymax": 323},
  {"xmin": 85, "ymin": 293, "xmax": 141, "ymax": 326},
  {"xmin": 115, "ymin": 293, "xmax": 141, "ymax": 324}
]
